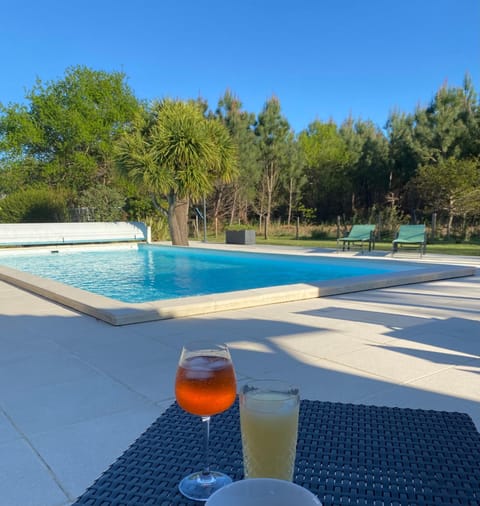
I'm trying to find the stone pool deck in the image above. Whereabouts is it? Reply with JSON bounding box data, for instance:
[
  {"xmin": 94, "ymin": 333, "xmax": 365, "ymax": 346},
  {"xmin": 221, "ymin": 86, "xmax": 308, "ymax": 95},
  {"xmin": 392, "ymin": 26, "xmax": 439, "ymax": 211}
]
[{"xmin": 0, "ymin": 245, "xmax": 479, "ymax": 506}]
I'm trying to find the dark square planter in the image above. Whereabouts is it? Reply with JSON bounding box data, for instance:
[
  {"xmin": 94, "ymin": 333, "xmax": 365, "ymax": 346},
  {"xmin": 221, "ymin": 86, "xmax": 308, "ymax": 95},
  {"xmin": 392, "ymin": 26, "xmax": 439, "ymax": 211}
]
[{"xmin": 225, "ymin": 229, "xmax": 256, "ymax": 245}]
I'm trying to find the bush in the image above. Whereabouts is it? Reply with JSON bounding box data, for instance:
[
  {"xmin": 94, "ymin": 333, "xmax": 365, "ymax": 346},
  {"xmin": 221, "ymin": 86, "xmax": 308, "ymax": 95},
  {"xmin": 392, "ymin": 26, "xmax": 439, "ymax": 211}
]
[
  {"xmin": 124, "ymin": 196, "xmax": 155, "ymax": 221},
  {"xmin": 0, "ymin": 186, "xmax": 70, "ymax": 222},
  {"xmin": 146, "ymin": 215, "xmax": 170, "ymax": 241},
  {"xmin": 309, "ymin": 227, "xmax": 330, "ymax": 240},
  {"xmin": 77, "ymin": 184, "xmax": 126, "ymax": 221}
]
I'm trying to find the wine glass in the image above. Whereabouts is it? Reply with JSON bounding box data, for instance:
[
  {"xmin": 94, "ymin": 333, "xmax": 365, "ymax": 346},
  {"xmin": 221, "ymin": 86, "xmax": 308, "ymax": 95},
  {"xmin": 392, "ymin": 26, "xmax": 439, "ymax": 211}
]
[{"xmin": 175, "ymin": 341, "xmax": 237, "ymax": 501}]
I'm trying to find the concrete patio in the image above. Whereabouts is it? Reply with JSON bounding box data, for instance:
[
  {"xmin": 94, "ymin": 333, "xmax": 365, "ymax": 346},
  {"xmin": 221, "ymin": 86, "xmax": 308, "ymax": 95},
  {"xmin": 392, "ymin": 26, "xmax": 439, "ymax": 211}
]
[{"xmin": 0, "ymin": 247, "xmax": 479, "ymax": 506}]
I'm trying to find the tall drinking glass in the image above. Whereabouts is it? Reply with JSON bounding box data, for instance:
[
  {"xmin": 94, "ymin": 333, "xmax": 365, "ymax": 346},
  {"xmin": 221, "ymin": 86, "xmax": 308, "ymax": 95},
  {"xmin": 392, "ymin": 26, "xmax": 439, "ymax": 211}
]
[
  {"xmin": 175, "ymin": 341, "xmax": 237, "ymax": 501},
  {"xmin": 239, "ymin": 380, "xmax": 300, "ymax": 481}
]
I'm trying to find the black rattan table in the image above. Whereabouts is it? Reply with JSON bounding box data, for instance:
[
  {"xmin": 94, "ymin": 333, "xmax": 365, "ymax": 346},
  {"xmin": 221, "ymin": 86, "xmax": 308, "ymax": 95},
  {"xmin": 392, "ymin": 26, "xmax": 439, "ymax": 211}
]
[{"xmin": 72, "ymin": 400, "xmax": 480, "ymax": 505}]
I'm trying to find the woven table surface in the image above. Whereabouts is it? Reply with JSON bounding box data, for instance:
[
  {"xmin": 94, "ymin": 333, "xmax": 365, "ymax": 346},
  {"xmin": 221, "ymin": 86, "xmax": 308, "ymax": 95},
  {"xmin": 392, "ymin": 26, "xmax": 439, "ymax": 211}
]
[{"xmin": 72, "ymin": 400, "xmax": 480, "ymax": 505}]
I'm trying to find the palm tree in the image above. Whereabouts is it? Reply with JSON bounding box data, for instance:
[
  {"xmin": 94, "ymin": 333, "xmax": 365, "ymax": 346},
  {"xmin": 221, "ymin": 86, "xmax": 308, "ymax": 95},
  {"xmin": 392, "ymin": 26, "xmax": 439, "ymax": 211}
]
[{"xmin": 116, "ymin": 99, "xmax": 238, "ymax": 245}]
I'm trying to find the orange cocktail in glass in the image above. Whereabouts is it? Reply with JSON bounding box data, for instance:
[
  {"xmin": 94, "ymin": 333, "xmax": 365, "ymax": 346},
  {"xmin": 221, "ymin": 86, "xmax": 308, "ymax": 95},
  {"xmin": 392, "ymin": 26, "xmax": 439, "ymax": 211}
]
[
  {"xmin": 175, "ymin": 354, "xmax": 236, "ymax": 416},
  {"xmin": 174, "ymin": 342, "xmax": 236, "ymax": 501}
]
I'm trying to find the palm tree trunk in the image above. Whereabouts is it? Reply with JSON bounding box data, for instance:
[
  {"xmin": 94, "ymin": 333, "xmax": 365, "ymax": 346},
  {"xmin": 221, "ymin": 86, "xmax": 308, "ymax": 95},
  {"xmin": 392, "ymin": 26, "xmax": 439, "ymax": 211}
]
[{"xmin": 168, "ymin": 192, "xmax": 189, "ymax": 246}]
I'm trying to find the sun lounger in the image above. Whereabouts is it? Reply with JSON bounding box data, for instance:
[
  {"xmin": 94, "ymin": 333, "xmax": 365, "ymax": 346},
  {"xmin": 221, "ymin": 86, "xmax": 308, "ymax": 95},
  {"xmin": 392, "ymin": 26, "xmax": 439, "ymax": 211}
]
[
  {"xmin": 392, "ymin": 224, "xmax": 426, "ymax": 256},
  {"xmin": 337, "ymin": 224, "xmax": 376, "ymax": 253}
]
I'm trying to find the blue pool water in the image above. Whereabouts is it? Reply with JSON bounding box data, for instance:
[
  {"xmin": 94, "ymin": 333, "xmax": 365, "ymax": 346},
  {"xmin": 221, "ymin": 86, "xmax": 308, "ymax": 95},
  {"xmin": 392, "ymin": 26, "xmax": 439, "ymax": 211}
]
[{"xmin": 0, "ymin": 245, "xmax": 412, "ymax": 303}]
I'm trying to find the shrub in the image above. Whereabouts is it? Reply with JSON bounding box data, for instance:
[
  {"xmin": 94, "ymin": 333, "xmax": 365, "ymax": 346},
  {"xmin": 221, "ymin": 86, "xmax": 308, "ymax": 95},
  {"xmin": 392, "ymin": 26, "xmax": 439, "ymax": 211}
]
[
  {"xmin": 309, "ymin": 228, "xmax": 329, "ymax": 240},
  {"xmin": 77, "ymin": 184, "xmax": 126, "ymax": 221},
  {"xmin": 0, "ymin": 186, "xmax": 69, "ymax": 222},
  {"xmin": 124, "ymin": 196, "xmax": 155, "ymax": 221},
  {"xmin": 224, "ymin": 224, "xmax": 256, "ymax": 231},
  {"xmin": 146, "ymin": 215, "xmax": 170, "ymax": 241}
]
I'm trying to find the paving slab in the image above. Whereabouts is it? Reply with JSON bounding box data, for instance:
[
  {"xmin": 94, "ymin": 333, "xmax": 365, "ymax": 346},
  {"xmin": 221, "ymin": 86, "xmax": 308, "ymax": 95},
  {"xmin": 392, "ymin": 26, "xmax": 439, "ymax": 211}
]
[
  {"xmin": 0, "ymin": 410, "xmax": 22, "ymax": 444},
  {"xmin": 0, "ymin": 438, "xmax": 68, "ymax": 506},
  {"xmin": 0, "ymin": 350, "xmax": 100, "ymax": 395},
  {"xmin": 361, "ymin": 366, "xmax": 480, "ymax": 423},
  {"xmin": 1, "ymin": 373, "xmax": 152, "ymax": 436},
  {"xmin": 29, "ymin": 404, "xmax": 167, "ymax": 500}
]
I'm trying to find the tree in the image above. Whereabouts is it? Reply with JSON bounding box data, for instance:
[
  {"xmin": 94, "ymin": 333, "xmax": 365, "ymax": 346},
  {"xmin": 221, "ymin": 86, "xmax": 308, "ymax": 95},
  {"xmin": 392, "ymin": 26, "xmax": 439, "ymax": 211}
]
[
  {"xmin": 214, "ymin": 90, "xmax": 261, "ymax": 228},
  {"xmin": 298, "ymin": 120, "xmax": 350, "ymax": 221},
  {"xmin": 0, "ymin": 66, "xmax": 140, "ymax": 198},
  {"xmin": 412, "ymin": 76, "xmax": 478, "ymax": 165},
  {"xmin": 255, "ymin": 96, "xmax": 291, "ymax": 237},
  {"xmin": 280, "ymin": 134, "xmax": 306, "ymax": 225},
  {"xmin": 115, "ymin": 99, "xmax": 238, "ymax": 245},
  {"xmin": 414, "ymin": 157, "xmax": 480, "ymax": 238},
  {"xmin": 339, "ymin": 118, "xmax": 390, "ymax": 219},
  {"xmin": 397, "ymin": 75, "xmax": 480, "ymax": 226},
  {"xmin": 386, "ymin": 110, "xmax": 419, "ymax": 191}
]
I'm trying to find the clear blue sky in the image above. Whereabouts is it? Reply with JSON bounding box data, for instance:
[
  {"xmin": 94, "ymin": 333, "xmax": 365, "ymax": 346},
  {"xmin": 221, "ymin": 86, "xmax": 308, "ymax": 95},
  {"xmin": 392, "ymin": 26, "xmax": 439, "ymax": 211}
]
[{"xmin": 1, "ymin": 0, "xmax": 478, "ymax": 133}]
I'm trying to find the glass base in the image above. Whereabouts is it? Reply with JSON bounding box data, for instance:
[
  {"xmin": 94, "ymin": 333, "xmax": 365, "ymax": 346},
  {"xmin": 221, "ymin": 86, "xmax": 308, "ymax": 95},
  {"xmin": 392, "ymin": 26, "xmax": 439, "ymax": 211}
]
[{"xmin": 178, "ymin": 470, "xmax": 232, "ymax": 501}]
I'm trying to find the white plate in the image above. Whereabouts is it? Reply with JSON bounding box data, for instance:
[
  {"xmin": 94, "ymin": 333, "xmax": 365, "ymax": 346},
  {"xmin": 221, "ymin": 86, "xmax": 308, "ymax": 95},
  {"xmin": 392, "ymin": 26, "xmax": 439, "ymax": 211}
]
[{"xmin": 206, "ymin": 478, "xmax": 322, "ymax": 506}]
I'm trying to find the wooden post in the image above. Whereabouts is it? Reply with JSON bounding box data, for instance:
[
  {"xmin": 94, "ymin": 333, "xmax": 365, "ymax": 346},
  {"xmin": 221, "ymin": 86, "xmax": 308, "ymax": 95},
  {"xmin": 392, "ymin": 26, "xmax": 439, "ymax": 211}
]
[
  {"xmin": 431, "ymin": 212, "xmax": 437, "ymax": 243},
  {"xmin": 202, "ymin": 196, "xmax": 207, "ymax": 242}
]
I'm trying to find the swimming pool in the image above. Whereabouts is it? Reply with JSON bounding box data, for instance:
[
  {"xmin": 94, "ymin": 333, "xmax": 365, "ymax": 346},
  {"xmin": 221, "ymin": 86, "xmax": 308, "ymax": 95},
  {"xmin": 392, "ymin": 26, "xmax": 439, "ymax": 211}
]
[
  {"xmin": 0, "ymin": 244, "xmax": 414, "ymax": 303},
  {"xmin": 0, "ymin": 243, "xmax": 475, "ymax": 325}
]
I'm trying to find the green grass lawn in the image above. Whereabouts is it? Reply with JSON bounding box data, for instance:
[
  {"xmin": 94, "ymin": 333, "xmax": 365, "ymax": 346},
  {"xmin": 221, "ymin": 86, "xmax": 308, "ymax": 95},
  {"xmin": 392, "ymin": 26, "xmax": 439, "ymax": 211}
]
[{"xmin": 204, "ymin": 234, "xmax": 480, "ymax": 256}]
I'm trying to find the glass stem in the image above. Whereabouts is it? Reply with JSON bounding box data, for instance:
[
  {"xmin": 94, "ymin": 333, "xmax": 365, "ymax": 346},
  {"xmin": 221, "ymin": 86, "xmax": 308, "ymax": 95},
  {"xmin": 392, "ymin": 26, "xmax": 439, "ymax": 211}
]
[{"xmin": 201, "ymin": 416, "xmax": 211, "ymax": 479}]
